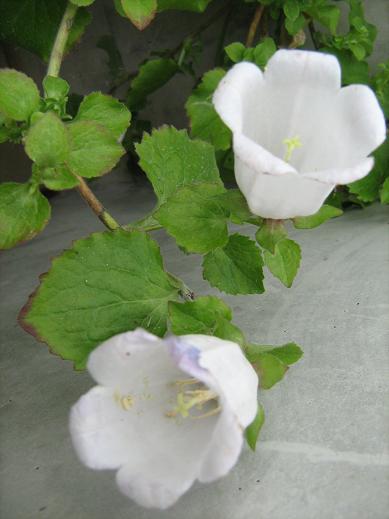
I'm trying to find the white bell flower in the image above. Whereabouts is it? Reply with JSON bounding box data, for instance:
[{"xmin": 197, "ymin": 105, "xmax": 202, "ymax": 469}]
[
  {"xmin": 213, "ymin": 49, "xmax": 386, "ymax": 219},
  {"xmin": 69, "ymin": 329, "xmax": 258, "ymax": 509}
]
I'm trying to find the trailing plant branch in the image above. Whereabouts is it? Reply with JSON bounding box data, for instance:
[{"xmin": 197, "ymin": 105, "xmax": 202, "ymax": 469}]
[
  {"xmin": 47, "ymin": 2, "xmax": 78, "ymax": 78},
  {"xmin": 76, "ymin": 177, "xmax": 121, "ymax": 231},
  {"xmin": 246, "ymin": 5, "xmax": 265, "ymax": 47}
]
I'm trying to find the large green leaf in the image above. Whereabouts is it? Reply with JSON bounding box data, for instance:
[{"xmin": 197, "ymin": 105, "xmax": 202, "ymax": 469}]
[
  {"xmin": 127, "ymin": 58, "xmax": 178, "ymax": 111},
  {"xmin": 0, "ymin": 182, "xmax": 50, "ymax": 249},
  {"xmin": 20, "ymin": 230, "xmax": 180, "ymax": 369},
  {"xmin": 75, "ymin": 92, "xmax": 131, "ymax": 140},
  {"xmin": 0, "ymin": 69, "xmax": 40, "ymax": 122},
  {"xmin": 25, "ymin": 112, "xmax": 69, "ymax": 167},
  {"xmin": 185, "ymin": 68, "xmax": 231, "ymax": 151},
  {"xmin": 155, "ymin": 183, "xmax": 228, "ymax": 254},
  {"xmin": 169, "ymin": 296, "xmax": 245, "ymax": 346},
  {"xmin": 264, "ymin": 238, "xmax": 301, "ymax": 288},
  {"xmin": 120, "ymin": 0, "xmax": 157, "ymax": 30},
  {"xmin": 0, "ymin": 1, "xmax": 91, "ymax": 61},
  {"xmin": 67, "ymin": 121, "xmax": 125, "ymax": 178},
  {"xmin": 136, "ymin": 126, "xmax": 222, "ymax": 205},
  {"xmin": 203, "ymin": 234, "xmax": 264, "ymax": 295}
]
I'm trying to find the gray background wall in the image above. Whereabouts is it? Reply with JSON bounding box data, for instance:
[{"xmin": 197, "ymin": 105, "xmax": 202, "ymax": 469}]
[{"xmin": 0, "ymin": 0, "xmax": 388, "ymax": 182}]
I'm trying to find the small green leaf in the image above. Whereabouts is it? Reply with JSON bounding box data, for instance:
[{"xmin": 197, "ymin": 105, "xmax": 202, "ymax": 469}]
[
  {"xmin": 70, "ymin": 0, "xmax": 94, "ymax": 5},
  {"xmin": 321, "ymin": 48, "xmax": 369, "ymax": 85},
  {"xmin": 0, "ymin": 182, "xmax": 50, "ymax": 249},
  {"xmin": 186, "ymin": 68, "xmax": 231, "ymax": 151},
  {"xmin": 247, "ymin": 342, "xmax": 303, "ymax": 366},
  {"xmin": 256, "ymin": 220, "xmax": 287, "ymax": 253},
  {"xmin": 120, "ymin": 0, "xmax": 157, "ymax": 30},
  {"xmin": 264, "ymin": 239, "xmax": 301, "ymax": 287},
  {"xmin": 305, "ymin": 4, "xmax": 340, "ymax": 35},
  {"xmin": 25, "ymin": 112, "xmax": 69, "ymax": 167},
  {"xmin": 155, "ymin": 183, "xmax": 228, "ymax": 254},
  {"xmin": 380, "ymin": 177, "xmax": 389, "ymax": 204},
  {"xmin": 169, "ymin": 295, "xmax": 245, "ymax": 345},
  {"xmin": 251, "ymin": 352, "xmax": 288, "ymax": 389},
  {"xmin": 136, "ymin": 126, "xmax": 222, "ymax": 205},
  {"xmin": 75, "ymin": 92, "xmax": 131, "ymax": 140},
  {"xmin": 293, "ymin": 205, "xmax": 343, "ymax": 229},
  {"xmin": 203, "ymin": 234, "xmax": 264, "ymax": 295},
  {"xmin": 43, "ymin": 76, "xmax": 70, "ymax": 100},
  {"xmin": 20, "ymin": 230, "xmax": 179, "ymax": 369},
  {"xmin": 246, "ymin": 404, "xmax": 265, "ymax": 451},
  {"xmin": 67, "ymin": 121, "xmax": 125, "ymax": 178},
  {"xmin": 37, "ymin": 165, "xmax": 79, "ymax": 191},
  {"xmin": 224, "ymin": 42, "xmax": 246, "ymax": 63},
  {"xmin": 253, "ymin": 37, "xmax": 277, "ymax": 68},
  {"xmin": 127, "ymin": 58, "xmax": 178, "ymax": 111},
  {"xmin": 157, "ymin": 0, "xmax": 212, "ymax": 12},
  {"xmin": 284, "ymin": 0, "xmax": 300, "ymax": 22},
  {"xmin": 0, "ymin": 69, "xmax": 40, "ymax": 121},
  {"xmin": 285, "ymin": 13, "xmax": 305, "ymax": 36},
  {"xmin": 213, "ymin": 189, "xmax": 255, "ymax": 225}
]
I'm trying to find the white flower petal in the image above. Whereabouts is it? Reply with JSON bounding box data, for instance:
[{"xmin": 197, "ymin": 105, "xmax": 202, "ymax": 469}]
[
  {"xmin": 70, "ymin": 386, "xmax": 140, "ymax": 470},
  {"xmin": 213, "ymin": 61, "xmax": 264, "ymax": 133},
  {"xmin": 303, "ymin": 157, "xmax": 374, "ymax": 185},
  {"xmin": 198, "ymin": 407, "xmax": 244, "ymax": 483},
  {"xmin": 116, "ymin": 458, "xmax": 195, "ymax": 509},
  {"xmin": 181, "ymin": 334, "xmax": 258, "ymax": 427},
  {"xmin": 265, "ymin": 49, "xmax": 341, "ymax": 91}
]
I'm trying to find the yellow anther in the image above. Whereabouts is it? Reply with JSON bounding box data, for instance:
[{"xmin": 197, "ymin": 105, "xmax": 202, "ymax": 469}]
[
  {"xmin": 166, "ymin": 388, "xmax": 219, "ymax": 420},
  {"xmin": 283, "ymin": 135, "xmax": 302, "ymax": 162},
  {"xmin": 114, "ymin": 391, "xmax": 134, "ymax": 411}
]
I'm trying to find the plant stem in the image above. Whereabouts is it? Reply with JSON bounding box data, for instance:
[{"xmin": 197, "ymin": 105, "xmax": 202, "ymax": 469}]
[
  {"xmin": 76, "ymin": 177, "xmax": 121, "ymax": 231},
  {"xmin": 47, "ymin": 2, "xmax": 78, "ymax": 77},
  {"xmin": 246, "ymin": 5, "xmax": 265, "ymax": 47}
]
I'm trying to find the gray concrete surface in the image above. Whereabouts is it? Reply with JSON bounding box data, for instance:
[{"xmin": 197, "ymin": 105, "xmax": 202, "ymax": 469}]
[{"xmin": 1, "ymin": 167, "xmax": 389, "ymax": 519}]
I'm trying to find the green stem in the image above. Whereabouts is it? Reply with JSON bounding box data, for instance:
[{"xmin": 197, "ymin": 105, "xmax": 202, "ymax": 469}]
[
  {"xmin": 76, "ymin": 177, "xmax": 121, "ymax": 231},
  {"xmin": 47, "ymin": 2, "xmax": 78, "ymax": 77}
]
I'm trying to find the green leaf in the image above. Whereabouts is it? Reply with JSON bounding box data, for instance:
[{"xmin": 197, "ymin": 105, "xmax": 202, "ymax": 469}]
[
  {"xmin": 186, "ymin": 68, "xmax": 231, "ymax": 151},
  {"xmin": 253, "ymin": 37, "xmax": 277, "ymax": 68},
  {"xmin": 285, "ymin": 13, "xmax": 305, "ymax": 35},
  {"xmin": 348, "ymin": 140, "xmax": 389, "ymax": 203},
  {"xmin": 35, "ymin": 165, "xmax": 79, "ymax": 191},
  {"xmin": 169, "ymin": 295, "xmax": 245, "ymax": 345},
  {"xmin": 247, "ymin": 342, "xmax": 303, "ymax": 365},
  {"xmin": 246, "ymin": 404, "xmax": 265, "ymax": 451},
  {"xmin": 25, "ymin": 112, "xmax": 69, "ymax": 167},
  {"xmin": 155, "ymin": 183, "xmax": 228, "ymax": 254},
  {"xmin": 202, "ymin": 234, "xmax": 264, "ymax": 295},
  {"xmin": 43, "ymin": 76, "xmax": 70, "ymax": 100},
  {"xmin": 372, "ymin": 61, "xmax": 389, "ymax": 118},
  {"xmin": 256, "ymin": 220, "xmax": 287, "ymax": 253},
  {"xmin": 225, "ymin": 42, "xmax": 246, "ymax": 63},
  {"xmin": 0, "ymin": 1, "xmax": 91, "ymax": 61},
  {"xmin": 213, "ymin": 189, "xmax": 256, "ymax": 225},
  {"xmin": 249, "ymin": 351, "xmax": 288, "ymax": 389},
  {"xmin": 0, "ymin": 182, "xmax": 50, "ymax": 249},
  {"xmin": 136, "ymin": 126, "xmax": 223, "ymax": 205},
  {"xmin": 120, "ymin": 0, "xmax": 157, "ymax": 30},
  {"xmin": 157, "ymin": 0, "xmax": 212, "ymax": 12},
  {"xmin": 380, "ymin": 177, "xmax": 389, "ymax": 204},
  {"xmin": 67, "ymin": 121, "xmax": 125, "ymax": 178},
  {"xmin": 97, "ymin": 35, "xmax": 125, "ymax": 83},
  {"xmin": 127, "ymin": 58, "xmax": 178, "ymax": 111},
  {"xmin": 70, "ymin": 0, "xmax": 94, "ymax": 5},
  {"xmin": 75, "ymin": 92, "xmax": 131, "ymax": 140},
  {"xmin": 283, "ymin": 0, "xmax": 300, "ymax": 22},
  {"xmin": 0, "ymin": 69, "xmax": 40, "ymax": 122},
  {"xmin": 305, "ymin": 4, "xmax": 340, "ymax": 35},
  {"xmin": 20, "ymin": 230, "xmax": 179, "ymax": 369},
  {"xmin": 264, "ymin": 238, "xmax": 301, "ymax": 288},
  {"xmin": 293, "ymin": 204, "xmax": 343, "ymax": 229}
]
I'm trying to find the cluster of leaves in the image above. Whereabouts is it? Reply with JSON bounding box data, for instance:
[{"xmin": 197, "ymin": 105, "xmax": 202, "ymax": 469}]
[{"xmin": 0, "ymin": 69, "xmax": 131, "ymax": 248}]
